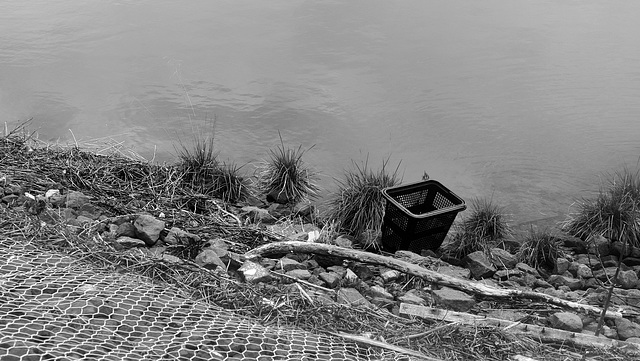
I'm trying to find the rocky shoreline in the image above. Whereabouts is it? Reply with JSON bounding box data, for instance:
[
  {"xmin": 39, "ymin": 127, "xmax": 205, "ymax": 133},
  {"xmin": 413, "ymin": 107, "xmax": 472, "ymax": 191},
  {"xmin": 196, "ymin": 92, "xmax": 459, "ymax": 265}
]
[
  {"xmin": 2, "ymin": 132, "xmax": 640, "ymax": 360},
  {"xmin": 4, "ymin": 180, "xmax": 640, "ymax": 352}
]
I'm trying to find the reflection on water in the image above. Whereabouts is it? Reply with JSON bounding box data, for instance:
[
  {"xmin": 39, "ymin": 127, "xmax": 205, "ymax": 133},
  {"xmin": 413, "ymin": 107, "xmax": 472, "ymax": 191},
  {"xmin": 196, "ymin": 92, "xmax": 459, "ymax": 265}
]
[{"xmin": 1, "ymin": 0, "xmax": 640, "ymax": 230}]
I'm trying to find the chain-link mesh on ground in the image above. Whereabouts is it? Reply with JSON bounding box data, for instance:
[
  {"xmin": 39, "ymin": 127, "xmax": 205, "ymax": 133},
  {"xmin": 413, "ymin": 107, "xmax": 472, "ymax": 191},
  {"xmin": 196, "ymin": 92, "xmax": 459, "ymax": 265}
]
[{"xmin": 0, "ymin": 237, "xmax": 417, "ymax": 361}]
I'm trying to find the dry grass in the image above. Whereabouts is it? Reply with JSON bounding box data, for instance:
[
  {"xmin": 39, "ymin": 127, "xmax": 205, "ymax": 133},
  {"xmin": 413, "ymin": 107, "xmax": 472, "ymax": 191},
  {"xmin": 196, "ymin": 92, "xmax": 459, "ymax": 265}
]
[
  {"xmin": 256, "ymin": 134, "xmax": 319, "ymax": 204},
  {"xmin": 0, "ymin": 121, "xmax": 631, "ymax": 361},
  {"xmin": 325, "ymin": 157, "xmax": 401, "ymax": 249},
  {"xmin": 442, "ymin": 198, "xmax": 511, "ymax": 260}
]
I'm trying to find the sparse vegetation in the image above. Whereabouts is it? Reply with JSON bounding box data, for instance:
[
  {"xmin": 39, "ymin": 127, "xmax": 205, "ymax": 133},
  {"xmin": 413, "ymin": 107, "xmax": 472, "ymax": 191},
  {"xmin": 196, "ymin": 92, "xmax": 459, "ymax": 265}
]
[
  {"xmin": 325, "ymin": 157, "xmax": 401, "ymax": 249},
  {"xmin": 563, "ymin": 168, "xmax": 640, "ymax": 247},
  {"xmin": 176, "ymin": 135, "xmax": 251, "ymax": 203},
  {"xmin": 441, "ymin": 197, "xmax": 510, "ymax": 259},
  {"xmin": 257, "ymin": 135, "xmax": 318, "ymax": 205},
  {"xmin": 517, "ymin": 228, "xmax": 564, "ymax": 270}
]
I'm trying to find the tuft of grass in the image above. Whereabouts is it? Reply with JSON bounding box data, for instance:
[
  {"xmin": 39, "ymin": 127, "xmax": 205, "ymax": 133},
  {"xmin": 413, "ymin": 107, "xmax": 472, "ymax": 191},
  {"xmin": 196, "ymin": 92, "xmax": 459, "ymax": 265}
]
[
  {"xmin": 176, "ymin": 135, "xmax": 219, "ymax": 189},
  {"xmin": 215, "ymin": 161, "xmax": 252, "ymax": 203},
  {"xmin": 257, "ymin": 134, "xmax": 318, "ymax": 205},
  {"xmin": 175, "ymin": 136, "xmax": 250, "ymax": 203},
  {"xmin": 441, "ymin": 197, "xmax": 510, "ymax": 259},
  {"xmin": 563, "ymin": 168, "xmax": 640, "ymax": 248},
  {"xmin": 518, "ymin": 228, "xmax": 564, "ymax": 270},
  {"xmin": 325, "ymin": 157, "xmax": 401, "ymax": 249}
]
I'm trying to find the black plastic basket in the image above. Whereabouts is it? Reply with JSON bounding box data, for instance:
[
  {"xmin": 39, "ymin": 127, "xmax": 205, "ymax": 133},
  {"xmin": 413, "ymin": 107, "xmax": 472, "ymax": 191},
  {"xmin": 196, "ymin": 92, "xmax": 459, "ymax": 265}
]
[{"xmin": 381, "ymin": 180, "xmax": 466, "ymax": 253}]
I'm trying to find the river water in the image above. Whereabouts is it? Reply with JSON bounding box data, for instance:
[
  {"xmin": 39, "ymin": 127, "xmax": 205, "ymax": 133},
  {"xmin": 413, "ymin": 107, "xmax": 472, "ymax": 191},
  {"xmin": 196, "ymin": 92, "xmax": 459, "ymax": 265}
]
[{"xmin": 2, "ymin": 0, "xmax": 640, "ymax": 230}]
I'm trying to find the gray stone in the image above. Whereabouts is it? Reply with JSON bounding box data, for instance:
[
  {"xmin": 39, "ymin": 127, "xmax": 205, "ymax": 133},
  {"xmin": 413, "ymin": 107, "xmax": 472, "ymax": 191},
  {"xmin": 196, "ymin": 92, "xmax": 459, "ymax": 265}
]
[
  {"xmin": 432, "ymin": 287, "xmax": 476, "ymax": 312},
  {"xmin": 116, "ymin": 222, "xmax": 137, "ymax": 238},
  {"xmin": 76, "ymin": 215, "xmax": 93, "ymax": 224},
  {"xmin": 575, "ymin": 264, "xmax": 593, "ymax": 279},
  {"xmin": 465, "ymin": 251, "xmax": 496, "ymax": 280},
  {"xmin": 369, "ymin": 285, "xmax": 394, "ymax": 300},
  {"xmin": 239, "ymin": 261, "xmax": 272, "ymax": 283},
  {"xmin": 327, "ymin": 265, "xmax": 347, "ymax": 278},
  {"xmin": 624, "ymin": 289, "xmax": 640, "ymax": 307},
  {"xmin": 616, "ymin": 318, "xmax": 640, "ymax": 340},
  {"xmin": 619, "ymin": 269, "xmax": 639, "ymax": 289},
  {"xmin": 494, "ymin": 269, "xmax": 522, "ymax": 281},
  {"xmin": 439, "ymin": 265, "xmax": 471, "ymax": 280},
  {"xmin": 626, "ymin": 337, "xmax": 640, "ymax": 344},
  {"xmin": 337, "ymin": 288, "xmax": 372, "ymax": 308},
  {"xmin": 380, "ymin": 269, "xmax": 402, "ymax": 283},
  {"xmin": 344, "ymin": 269, "xmax": 359, "ymax": 283},
  {"xmin": 115, "ymin": 236, "xmax": 146, "ymax": 248},
  {"xmin": 548, "ymin": 312, "xmax": 582, "ymax": 332},
  {"xmin": 489, "ymin": 248, "xmax": 518, "ymax": 270},
  {"xmin": 587, "ymin": 234, "xmax": 611, "ymax": 257},
  {"xmin": 318, "ymin": 272, "xmax": 341, "ymax": 288},
  {"xmin": 333, "ymin": 235, "xmax": 353, "ymax": 248},
  {"xmin": 79, "ymin": 203, "xmax": 101, "ymax": 220},
  {"xmin": 286, "ymin": 269, "xmax": 312, "ymax": 280},
  {"xmin": 134, "ymin": 214, "xmax": 165, "ymax": 246},
  {"xmin": 195, "ymin": 249, "xmax": 226, "ymax": 270},
  {"xmin": 547, "ymin": 275, "xmax": 584, "ymax": 291},
  {"xmin": 398, "ymin": 289, "xmax": 428, "ymax": 306},
  {"xmin": 65, "ymin": 191, "xmax": 91, "ymax": 209},
  {"xmin": 276, "ymin": 258, "xmax": 305, "ymax": 272},
  {"xmin": 554, "ymin": 258, "xmax": 570, "ymax": 275},
  {"xmin": 242, "ymin": 206, "xmax": 276, "ymax": 224},
  {"xmin": 352, "ymin": 264, "xmax": 374, "ymax": 281},
  {"xmin": 164, "ymin": 227, "xmax": 201, "ymax": 245}
]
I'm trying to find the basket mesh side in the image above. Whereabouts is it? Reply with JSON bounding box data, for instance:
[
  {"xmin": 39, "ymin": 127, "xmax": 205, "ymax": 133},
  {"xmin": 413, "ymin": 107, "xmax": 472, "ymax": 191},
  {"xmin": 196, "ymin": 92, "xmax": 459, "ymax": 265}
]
[{"xmin": 0, "ymin": 238, "xmax": 415, "ymax": 361}]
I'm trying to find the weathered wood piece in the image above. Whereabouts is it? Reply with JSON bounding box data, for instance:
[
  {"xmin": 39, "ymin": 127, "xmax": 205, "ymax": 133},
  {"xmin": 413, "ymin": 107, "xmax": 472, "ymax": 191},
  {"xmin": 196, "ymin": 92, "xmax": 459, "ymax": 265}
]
[
  {"xmin": 399, "ymin": 303, "xmax": 639, "ymax": 353},
  {"xmin": 245, "ymin": 241, "xmax": 622, "ymax": 319}
]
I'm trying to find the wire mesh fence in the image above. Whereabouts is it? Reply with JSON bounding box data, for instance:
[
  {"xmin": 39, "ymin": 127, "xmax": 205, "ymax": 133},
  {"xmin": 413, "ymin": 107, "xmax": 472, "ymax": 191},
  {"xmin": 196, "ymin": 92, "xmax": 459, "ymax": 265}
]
[{"xmin": 0, "ymin": 237, "xmax": 415, "ymax": 361}]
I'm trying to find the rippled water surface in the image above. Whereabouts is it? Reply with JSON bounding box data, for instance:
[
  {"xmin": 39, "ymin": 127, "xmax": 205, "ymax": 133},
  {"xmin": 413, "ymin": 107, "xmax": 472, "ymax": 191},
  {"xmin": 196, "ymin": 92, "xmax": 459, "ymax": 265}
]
[{"xmin": 2, "ymin": 0, "xmax": 640, "ymax": 229}]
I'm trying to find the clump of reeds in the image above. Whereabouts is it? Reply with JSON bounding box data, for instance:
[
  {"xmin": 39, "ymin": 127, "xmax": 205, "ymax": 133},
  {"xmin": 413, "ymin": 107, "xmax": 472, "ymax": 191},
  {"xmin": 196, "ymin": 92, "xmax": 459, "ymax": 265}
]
[
  {"xmin": 563, "ymin": 168, "xmax": 640, "ymax": 247},
  {"xmin": 325, "ymin": 157, "xmax": 401, "ymax": 249},
  {"xmin": 175, "ymin": 136, "xmax": 251, "ymax": 203},
  {"xmin": 441, "ymin": 197, "xmax": 510, "ymax": 259},
  {"xmin": 256, "ymin": 135, "xmax": 318, "ymax": 205},
  {"xmin": 518, "ymin": 228, "xmax": 564, "ymax": 270}
]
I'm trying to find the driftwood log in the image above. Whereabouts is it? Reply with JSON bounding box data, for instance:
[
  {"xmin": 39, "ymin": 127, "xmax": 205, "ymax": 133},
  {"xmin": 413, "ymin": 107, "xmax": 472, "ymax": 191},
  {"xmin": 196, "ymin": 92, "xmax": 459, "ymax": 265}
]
[
  {"xmin": 245, "ymin": 241, "xmax": 622, "ymax": 319},
  {"xmin": 399, "ymin": 303, "xmax": 639, "ymax": 354}
]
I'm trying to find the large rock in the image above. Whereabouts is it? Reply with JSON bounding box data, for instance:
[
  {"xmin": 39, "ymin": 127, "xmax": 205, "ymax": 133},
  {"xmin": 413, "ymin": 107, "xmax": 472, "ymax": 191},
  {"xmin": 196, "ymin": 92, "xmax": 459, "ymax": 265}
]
[
  {"xmin": 618, "ymin": 269, "xmax": 639, "ymax": 289},
  {"xmin": 465, "ymin": 251, "xmax": 496, "ymax": 280},
  {"xmin": 398, "ymin": 290, "xmax": 428, "ymax": 306},
  {"xmin": 286, "ymin": 269, "xmax": 312, "ymax": 280},
  {"xmin": 242, "ymin": 206, "xmax": 276, "ymax": 224},
  {"xmin": 65, "ymin": 191, "xmax": 91, "ymax": 209},
  {"xmin": 489, "ymin": 248, "xmax": 518, "ymax": 270},
  {"xmin": 164, "ymin": 227, "xmax": 201, "ymax": 245},
  {"xmin": 195, "ymin": 249, "xmax": 226, "ymax": 270},
  {"xmin": 547, "ymin": 275, "xmax": 584, "ymax": 291},
  {"xmin": 616, "ymin": 318, "xmax": 640, "ymax": 340},
  {"xmin": 548, "ymin": 312, "xmax": 582, "ymax": 332},
  {"xmin": 553, "ymin": 258, "xmax": 570, "ymax": 275},
  {"xmin": 516, "ymin": 262, "xmax": 540, "ymax": 277},
  {"xmin": 239, "ymin": 261, "xmax": 272, "ymax": 283},
  {"xmin": 593, "ymin": 268, "xmax": 639, "ymax": 289},
  {"xmin": 337, "ymin": 288, "xmax": 372, "ymax": 308},
  {"xmin": 115, "ymin": 236, "xmax": 146, "ymax": 248},
  {"xmin": 318, "ymin": 272, "xmax": 341, "ymax": 288},
  {"xmin": 369, "ymin": 285, "xmax": 394, "ymax": 300},
  {"xmin": 134, "ymin": 214, "xmax": 165, "ymax": 246},
  {"xmin": 432, "ymin": 287, "xmax": 476, "ymax": 312},
  {"xmin": 587, "ymin": 234, "xmax": 611, "ymax": 257},
  {"xmin": 439, "ymin": 265, "xmax": 471, "ymax": 280},
  {"xmin": 276, "ymin": 258, "xmax": 305, "ymax": 272}
]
